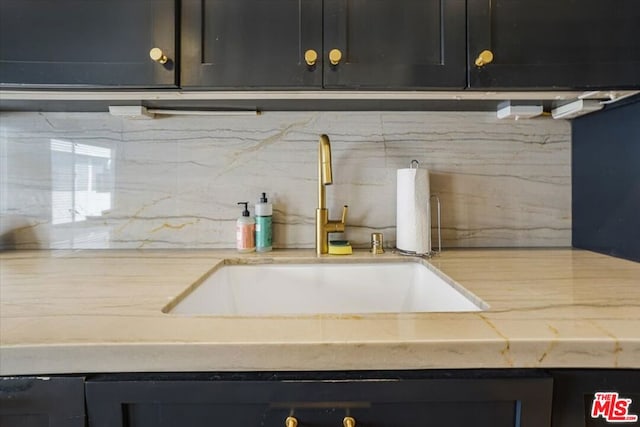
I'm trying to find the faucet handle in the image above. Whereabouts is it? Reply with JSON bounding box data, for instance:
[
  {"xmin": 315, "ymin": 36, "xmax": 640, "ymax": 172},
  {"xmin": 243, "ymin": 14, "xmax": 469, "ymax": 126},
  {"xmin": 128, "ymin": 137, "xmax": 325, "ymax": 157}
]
[{"xmin": 340, "ymin": 205, "xmax": 348, "ymax": 224}]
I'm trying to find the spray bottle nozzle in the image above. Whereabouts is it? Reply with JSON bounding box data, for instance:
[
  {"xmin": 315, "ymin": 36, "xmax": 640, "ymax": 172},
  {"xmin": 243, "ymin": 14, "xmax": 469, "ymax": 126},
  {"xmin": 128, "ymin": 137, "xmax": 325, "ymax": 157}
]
[{"xmin": 237, "ymin": 202, "xmax": 250, "ymax": 217}]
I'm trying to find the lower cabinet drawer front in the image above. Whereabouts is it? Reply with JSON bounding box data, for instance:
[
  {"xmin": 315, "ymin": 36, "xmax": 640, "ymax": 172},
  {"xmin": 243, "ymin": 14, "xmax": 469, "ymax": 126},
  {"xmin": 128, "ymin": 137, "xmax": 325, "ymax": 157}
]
[
  {"xmin": 122, "ymin": 401, "xmax": 517, "ymax": 426},
  {"xmin": 86, "ymin": 375, "xmax": 553, "ymax": 427}
]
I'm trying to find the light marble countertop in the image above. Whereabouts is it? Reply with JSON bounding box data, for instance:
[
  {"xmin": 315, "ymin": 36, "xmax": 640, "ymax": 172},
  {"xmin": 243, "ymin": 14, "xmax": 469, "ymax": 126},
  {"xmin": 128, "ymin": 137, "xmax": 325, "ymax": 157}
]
[{"xmin": 1, "ymin": 249, "xmax": 639, "ymax": 375}]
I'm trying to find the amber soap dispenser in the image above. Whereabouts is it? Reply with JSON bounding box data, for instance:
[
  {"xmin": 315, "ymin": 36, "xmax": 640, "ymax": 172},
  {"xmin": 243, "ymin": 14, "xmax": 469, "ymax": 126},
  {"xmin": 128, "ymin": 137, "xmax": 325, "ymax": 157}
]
[{"xmin": 236, "ymin": 202, "xmax": 255, "ymax": 253}]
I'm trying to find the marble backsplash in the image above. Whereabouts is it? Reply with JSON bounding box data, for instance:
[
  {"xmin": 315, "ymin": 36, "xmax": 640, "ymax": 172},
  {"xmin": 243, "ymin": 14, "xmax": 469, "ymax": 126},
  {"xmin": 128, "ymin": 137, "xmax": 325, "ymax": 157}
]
[{"xmin": 0, "ymin": 111, "xmax": 571, "ymax": 249}]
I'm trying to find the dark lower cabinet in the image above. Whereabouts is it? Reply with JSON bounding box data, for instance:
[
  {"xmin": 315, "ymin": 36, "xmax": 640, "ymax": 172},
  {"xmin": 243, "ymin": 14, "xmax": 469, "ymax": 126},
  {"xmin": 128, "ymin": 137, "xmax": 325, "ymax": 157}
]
[
  {"xmin": 4, "ymin": 369, "xmax": 639, "ymax": 426},
  {"xmin": 85, "ymin": 372, "xmax": 552, "ymax": 427},
  {"xmin": 0, "ymin": 0, "xmax": 177, "ymax": 88},
  {"xmin": 0, "ymin": 376, "xmax": 85, "ymax": 427},
  {"xmin": 468, "ymin": 0, "xmax": 640, "ymax": 89}
]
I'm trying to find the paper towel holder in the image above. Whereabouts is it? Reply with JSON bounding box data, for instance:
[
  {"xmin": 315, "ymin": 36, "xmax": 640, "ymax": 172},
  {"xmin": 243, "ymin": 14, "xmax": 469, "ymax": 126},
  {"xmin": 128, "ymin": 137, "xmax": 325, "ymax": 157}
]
[
  {"xmin": 396, "ymin": 159, "xmax": 442, "ymax": 258},
  {"xmin": 395, "ymin": 194, "xmax": 441, "ymax": 258}
]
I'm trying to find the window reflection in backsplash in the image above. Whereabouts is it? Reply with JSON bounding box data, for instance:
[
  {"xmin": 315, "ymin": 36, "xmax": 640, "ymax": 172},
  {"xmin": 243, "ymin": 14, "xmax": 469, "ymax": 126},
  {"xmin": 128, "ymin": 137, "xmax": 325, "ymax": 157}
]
[
  {"xmin": 50, "ymin": 139, "xmax": 114, "ymax": 225},
  {"xmin": 0, "ymin": 111, "xmax": 572, "ymax": 250}
]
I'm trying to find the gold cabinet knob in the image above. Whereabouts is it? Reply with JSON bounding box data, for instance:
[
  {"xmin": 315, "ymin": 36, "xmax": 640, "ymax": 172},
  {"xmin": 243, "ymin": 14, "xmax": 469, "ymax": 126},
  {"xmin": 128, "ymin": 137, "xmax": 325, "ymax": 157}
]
[
  {"xmin": 304, "ymin": 49, "xmax": 318, "ymax": 66},
  {"xmin": 475, "ymin": 49, "xmax": 494, "ymax": 67},
  {"xmin": 285, "ymin": 416, "xmax": 298, "ymax": 427},
  {"xmin": 149, "ymin": 47, "xmax": 169, "ymax": 64},
  {"xmin": 329, "ymin": 48, "xmax": 343, "ymax": 66},
  {"xmin": 343, "ymin": 417, "xmax": 356, "ymax": 427}
]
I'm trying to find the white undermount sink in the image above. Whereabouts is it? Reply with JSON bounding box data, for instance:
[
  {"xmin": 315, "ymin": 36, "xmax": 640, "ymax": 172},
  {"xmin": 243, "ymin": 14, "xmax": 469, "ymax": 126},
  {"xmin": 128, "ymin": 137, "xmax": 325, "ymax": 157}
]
[{"xmin": 166, "ymin": 261, "xmax": 487, "ymax": 316}]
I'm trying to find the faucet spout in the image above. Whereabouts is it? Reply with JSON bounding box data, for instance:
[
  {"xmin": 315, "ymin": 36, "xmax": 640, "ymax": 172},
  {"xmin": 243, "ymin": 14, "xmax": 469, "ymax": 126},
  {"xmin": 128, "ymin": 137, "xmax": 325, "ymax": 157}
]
[
  {"xmin": 318, "ymin": 134, "xmax": 332, "ymax": 212},
  {"xmin": 319, "ymin": 134, "xmax": 333, "ymax": 186},
  {"xmin": 316, "ymin": 134, "xmax": 348, "ymax": 255}
]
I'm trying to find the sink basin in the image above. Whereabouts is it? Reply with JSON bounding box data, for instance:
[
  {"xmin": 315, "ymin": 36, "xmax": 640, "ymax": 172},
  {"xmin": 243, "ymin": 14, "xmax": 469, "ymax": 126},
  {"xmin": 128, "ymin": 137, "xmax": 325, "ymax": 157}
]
[{"xmin": 166, "ymin": 261, "xmax": 487, "ymax": 316}]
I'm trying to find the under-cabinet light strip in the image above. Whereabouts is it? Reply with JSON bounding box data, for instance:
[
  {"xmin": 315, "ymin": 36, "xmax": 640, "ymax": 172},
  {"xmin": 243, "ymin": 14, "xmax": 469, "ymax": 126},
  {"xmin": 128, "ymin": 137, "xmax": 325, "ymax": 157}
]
[{"xmin": 146, "ymin": 109, "xmax": 258, "ymax": 116}]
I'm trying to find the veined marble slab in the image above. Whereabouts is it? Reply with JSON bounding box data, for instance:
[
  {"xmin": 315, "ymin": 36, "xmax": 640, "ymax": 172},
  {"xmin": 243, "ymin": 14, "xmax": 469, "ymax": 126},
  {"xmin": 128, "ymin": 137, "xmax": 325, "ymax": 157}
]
[
  {"xmin": 0, "ymin": 249, "xmax": 638, "ymax": 375},
  {"xmin": 0, "ymin": 111, "xmax": 570, "ymax": 249}
]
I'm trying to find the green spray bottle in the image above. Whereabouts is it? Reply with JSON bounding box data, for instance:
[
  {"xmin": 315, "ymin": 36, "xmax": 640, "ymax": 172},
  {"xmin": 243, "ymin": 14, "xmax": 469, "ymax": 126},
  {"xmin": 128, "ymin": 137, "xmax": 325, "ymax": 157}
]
[{"xmin": 255, "ymin": 193, "xmax": 273, "ymax": 252}]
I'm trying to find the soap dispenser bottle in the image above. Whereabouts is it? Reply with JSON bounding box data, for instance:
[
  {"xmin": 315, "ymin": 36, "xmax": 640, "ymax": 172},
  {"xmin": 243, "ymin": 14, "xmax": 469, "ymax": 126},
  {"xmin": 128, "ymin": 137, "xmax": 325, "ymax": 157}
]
[
  {"xmin": 236, "ymin": 202, "xmax": 255, "ymax": 253},
  {"xmin": 255, "ymin": 192, "xmax": 273, "ymax": 252}
]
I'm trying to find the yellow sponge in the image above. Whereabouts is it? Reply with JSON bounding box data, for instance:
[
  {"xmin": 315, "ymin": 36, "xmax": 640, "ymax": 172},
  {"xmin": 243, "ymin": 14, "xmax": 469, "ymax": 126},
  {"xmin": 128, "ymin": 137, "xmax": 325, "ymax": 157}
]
[{"xmin": 328, "ymin": 240, "xmax": 352, "ymax": 255}]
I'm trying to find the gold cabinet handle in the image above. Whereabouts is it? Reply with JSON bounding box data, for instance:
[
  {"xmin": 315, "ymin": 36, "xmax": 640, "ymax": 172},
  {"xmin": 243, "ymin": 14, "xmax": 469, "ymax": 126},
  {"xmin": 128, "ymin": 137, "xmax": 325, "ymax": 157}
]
[
  {"xmin": 304, "ymin": 49, "xmax": 318, "ymax": 66},
  {"xmin": 475, "ymin": 49, "xmax": 494, "ymax": 67},
  {"xmin": 329, "ymin": 48, "xmax": 343, "ymax": 66},
  {"xmin": 149, "ymin": 47, "xmax": 169, "ymax": 64},
  {"xmin": 343, "ymin": 417, "xmax": 356, "ymax": 427},
  {"xmin": 285, "ymin": 416, "xmax": 298, "ymax": 427}
]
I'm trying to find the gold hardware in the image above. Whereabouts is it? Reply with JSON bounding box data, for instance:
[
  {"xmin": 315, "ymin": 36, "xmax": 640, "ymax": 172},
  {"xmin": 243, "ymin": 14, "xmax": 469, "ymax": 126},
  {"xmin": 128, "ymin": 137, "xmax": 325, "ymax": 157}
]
[
  {"xmin": 371, "ymin": 232, "xmax": 385, "ymax": 255},
  {"xmin": 343, "ymin": 417, "xmax": 356, "ymax": 427},
  {"xmin": 316, "ymin": 134, "xmax": 348, "ymax": 255},
  {"xmin": 329, "ymin": 49, "xmax": 343, "ymax": 66},
  {"xmin": 475, "ymin": 50, "xmax": 494, "ymax": 67},
  {"xmin": 285, "ymin": 416, "xmax": 298, "ymax": 427},
  {"xmin": 304, "ymin": 49, "xmax": 318, "ymax": 66},
  {"xmin": 149, "ymin": 47, "xmax": 168, "ymax": 64}
]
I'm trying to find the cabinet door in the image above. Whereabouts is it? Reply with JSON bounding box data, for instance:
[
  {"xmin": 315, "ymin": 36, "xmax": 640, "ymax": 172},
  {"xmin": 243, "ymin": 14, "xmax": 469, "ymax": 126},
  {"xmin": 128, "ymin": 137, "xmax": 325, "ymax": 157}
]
[
  {"xmin": 0, "ymin": 377, "xmax": 85, "ymax": 427},
  {"xmin": 322, "ymin": 0, "xmax": 466, "ymax": 89},
  {"xmin": 86, "ymin": 374, "xmax": 552, "ymax": 427},
  {"xmin": 181, "ymin": 0, "xmax": 323, "ymax": 89},
  {"xmin": 468, "ymin": 0, "xmax": 640, "ymax": 89},
  {"xmin": 0, "ymin": 0, "xmax": 176, "ymax": 88}
]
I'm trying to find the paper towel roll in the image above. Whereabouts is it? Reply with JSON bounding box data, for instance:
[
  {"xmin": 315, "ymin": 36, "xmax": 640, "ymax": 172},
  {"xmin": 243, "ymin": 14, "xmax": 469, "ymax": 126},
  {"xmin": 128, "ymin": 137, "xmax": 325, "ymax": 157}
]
[{"xmin": 396, "ymin": 167, "xmax": 431, "ymax": 254}]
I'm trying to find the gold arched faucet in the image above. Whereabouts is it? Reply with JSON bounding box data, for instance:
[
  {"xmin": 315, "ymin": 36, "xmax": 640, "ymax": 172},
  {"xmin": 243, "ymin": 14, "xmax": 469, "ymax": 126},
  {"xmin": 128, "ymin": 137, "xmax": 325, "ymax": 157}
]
[{"xmin": 316, "ymin": 134, "xmax": 348, "ymax": 255}]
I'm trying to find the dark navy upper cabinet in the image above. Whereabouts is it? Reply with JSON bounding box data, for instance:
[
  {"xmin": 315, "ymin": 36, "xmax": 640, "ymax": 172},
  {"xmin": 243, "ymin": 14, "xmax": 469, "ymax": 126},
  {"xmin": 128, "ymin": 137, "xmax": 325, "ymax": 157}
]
[
  {"xmin": 323, "ymin": 0, "xmax": 467, "ymax": 89},
  {"xmin": 181, "ymin": 0, "xmax": 323, "ymax": 89},
  {"xmin": 0, "ymin": 0, "xmax": 177, "ymax": 88},
  {"xmin": 2, "ymin": 0, "xmax": 639, "ymax": 91},
  {"xmin": 468, "ymin": 0, "xmax": 640, "ymax": 89},
  {"xmin": 181, "ymin": 0, "xmax": 466, "ymax": 90}
]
